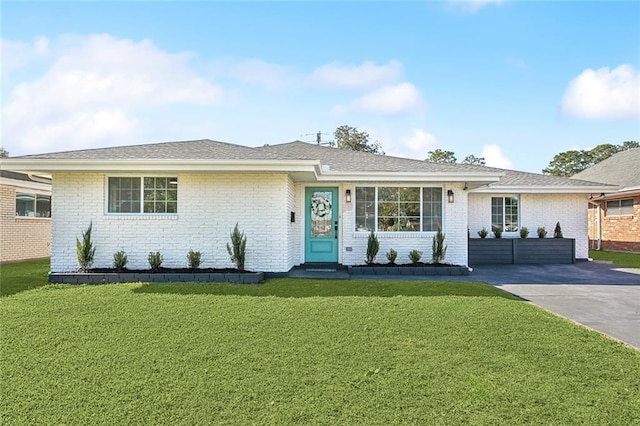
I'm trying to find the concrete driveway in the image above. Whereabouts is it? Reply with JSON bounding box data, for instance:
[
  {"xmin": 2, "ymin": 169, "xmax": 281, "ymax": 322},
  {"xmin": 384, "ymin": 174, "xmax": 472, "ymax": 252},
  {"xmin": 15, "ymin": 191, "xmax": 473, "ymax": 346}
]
[{"xmin": 471, "ymin": 262, "xmax": 640, "ymax": 350}]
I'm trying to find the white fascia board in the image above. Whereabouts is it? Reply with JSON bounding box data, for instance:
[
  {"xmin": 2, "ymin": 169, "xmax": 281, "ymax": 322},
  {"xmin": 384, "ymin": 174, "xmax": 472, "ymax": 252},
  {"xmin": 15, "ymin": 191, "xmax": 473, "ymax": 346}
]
[
  {"xmin": 0, "ymin": 159, "xmax": 321, "ymax": 175},
  {"xmin": 314, "ymin": 171, "xmax": 504, "ymax": 183},
  {"xmin": 470, "ymin": 185, "xmax": 619, "ymax": 194},
  {"xmin": 0, "ymin": 177, "xmax": 52, "ymax": 192}
]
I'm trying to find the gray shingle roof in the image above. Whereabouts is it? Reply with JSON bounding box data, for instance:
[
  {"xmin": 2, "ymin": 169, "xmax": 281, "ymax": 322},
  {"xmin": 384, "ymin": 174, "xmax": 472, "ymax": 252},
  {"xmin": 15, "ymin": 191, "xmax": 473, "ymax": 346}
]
[
  {"xmin": 14, "ymin": 139, "xmax": 281, "ymax": 161},
  {"xmin": 0, "ymin": 170, "xmax": 51, "ymax": 184},
  {"xmin": 572, "ymin": 148, "xmax": 640, "ymax": 189},
  {"xmin": 5, "ymin": 138, "xmax": 614, "ymax": 189}
]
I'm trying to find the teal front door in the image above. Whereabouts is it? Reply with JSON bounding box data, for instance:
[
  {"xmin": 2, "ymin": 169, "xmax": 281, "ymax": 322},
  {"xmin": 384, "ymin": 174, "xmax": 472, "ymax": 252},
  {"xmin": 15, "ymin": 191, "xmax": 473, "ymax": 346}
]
[{"xmin": 305, "ymin": 187, "xmax": 339, "ymax": 263}]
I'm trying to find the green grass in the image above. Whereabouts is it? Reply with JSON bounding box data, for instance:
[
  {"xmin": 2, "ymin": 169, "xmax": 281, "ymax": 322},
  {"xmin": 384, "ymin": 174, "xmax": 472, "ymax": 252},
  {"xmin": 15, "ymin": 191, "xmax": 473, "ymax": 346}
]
[
  {"xmin": 1, "ymin": 262, "xmax": 640, "ymax": 424},
  {"xmin": 589, "ymin": 249, "xmax": 640, "ymax": 268},
  {"xmin": 0, "ymin": 258, "xmax": 50, "ymax": 297}
]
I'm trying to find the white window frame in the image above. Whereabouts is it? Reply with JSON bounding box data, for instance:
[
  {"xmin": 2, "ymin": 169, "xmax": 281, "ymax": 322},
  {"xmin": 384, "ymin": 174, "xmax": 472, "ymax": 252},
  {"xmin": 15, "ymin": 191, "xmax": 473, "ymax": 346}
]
[
  {"xmin": 15, "ymin": 192, "xmax": 52, "ymax": 218},
  {"xmin": 605, "ymin": 199, "xmax": 634, "ymax": 216},
  {"xmin": 105, "ymin": 176, "xmax": 178, "ymax": 216},
  {"xmin": 354, "ymin": 185, "xmax": 444, "ymax": 234},
  {"xmin": 491, "ymin": 195, "xmax": 519, "ymax": 234}
]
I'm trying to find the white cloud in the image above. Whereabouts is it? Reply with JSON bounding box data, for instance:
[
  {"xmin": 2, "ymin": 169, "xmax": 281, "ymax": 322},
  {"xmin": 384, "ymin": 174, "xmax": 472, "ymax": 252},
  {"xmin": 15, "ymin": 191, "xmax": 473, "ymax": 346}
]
[
  {"xmin": 1, "ymin": 37, "xmax": 50, "ymax": 77},
  {"xmin": 384, "ymin": 129, "xmax": 438, "ymax": 159},
  {"xmin": 310, "ymin": 60, "xmax": 403, "ymax": 89},
  {"xmin": 481, "ymin": 144, "xmax": 513, "ymax": 169},
  {"xmin": 561, "ymin": 64, "xmax": 640, "ymax": 120},
  {"xmin": 333, "ymin": 82, "xmax": 423, "ymax": 115},
  {"xmin": 2, "ymin": 34, "xmax": 225, "ymax": 154},
  {"xmin": 231, "ymin": 59, "xmax": 293, "ymax": 90}
]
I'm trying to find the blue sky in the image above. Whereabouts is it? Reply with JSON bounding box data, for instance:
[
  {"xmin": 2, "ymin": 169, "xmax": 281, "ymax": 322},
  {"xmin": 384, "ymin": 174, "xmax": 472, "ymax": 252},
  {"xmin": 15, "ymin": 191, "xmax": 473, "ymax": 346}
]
[{"xmin": 2, "ymin": 1, "xmax": 639, "ymax": 172}]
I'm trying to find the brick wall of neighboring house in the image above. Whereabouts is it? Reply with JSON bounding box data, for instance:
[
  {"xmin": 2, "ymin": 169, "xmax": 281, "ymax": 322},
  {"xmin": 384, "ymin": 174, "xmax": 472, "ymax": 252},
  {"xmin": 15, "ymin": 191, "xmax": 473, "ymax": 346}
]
[
  {"xmin": 468, "ymin": 192, "xmax": 590, "ymax": 259},
  {"xmin": 0, "ymin": 185, "xmax": 51, "ymax": 263},
  {"xmin": 588, "ymin": 195, "xmax": 640, "ymax": 253}
]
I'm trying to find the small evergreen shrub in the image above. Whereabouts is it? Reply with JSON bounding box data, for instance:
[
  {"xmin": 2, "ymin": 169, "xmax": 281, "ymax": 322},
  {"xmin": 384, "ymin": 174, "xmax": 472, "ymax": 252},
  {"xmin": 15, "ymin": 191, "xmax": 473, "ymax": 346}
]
[
  {"xmin": 432, "ymin": 229, "xmax": 447, "ymax": 264},
  {"xmin": 408, "ymin": 249, "xmax": 422, "ymax": 265},
  {"xmin": 187, "ymin": 249, "xmax": 202, "ymax": 270},
  {"xmin": 112, "ymin": 250, "xmax": 128, "ymax": 272},
  {"xmin": 554, "ymin": 222, "xmax": 563, "ymax": 238},
  {"xmin": 477, "ymin": 228, "xmax": 488, "ymax": 239},
  {"xmin": 226, "ymin": 223, "xmax": 247, "ymax": 271},
  {"xmin": 386, "ymin": 248, "xmax": 398, "ymax": 264},
  {"xmin": 365, "ymin": 231, "xmax": 379, "ymax": 265},
  {"xmin": 493, "ymin": 226, "xmax": 503, "ymax": 239},
  {"xmin": 520, "ymin": 227, "xmax": 529, "ymax": 239},
  {"xmin": 537, "ymin": 227, "xmax": 547, "ymax": 238},
  {"xmin": 76, "ymin": 222, "xmax": 96, "ymax": 272},
  {"xmin": 148, "ymin": 251, "xmax": 163, "ymax": 271}
]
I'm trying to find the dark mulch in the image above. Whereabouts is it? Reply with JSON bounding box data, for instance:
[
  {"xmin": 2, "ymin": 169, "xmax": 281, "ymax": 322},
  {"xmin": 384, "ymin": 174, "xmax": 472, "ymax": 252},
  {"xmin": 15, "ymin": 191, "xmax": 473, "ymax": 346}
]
[
  {"xmin": 85, "ymin": 267, "xmax": 248, "ymax": 274},
  {"xmin": 352, "ymin": 262, "xmax": 462, "ymax": 268}
]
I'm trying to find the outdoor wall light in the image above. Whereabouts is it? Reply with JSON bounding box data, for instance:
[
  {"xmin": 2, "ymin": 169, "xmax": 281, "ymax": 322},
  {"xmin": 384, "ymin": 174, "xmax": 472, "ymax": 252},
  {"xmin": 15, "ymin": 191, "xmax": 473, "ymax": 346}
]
[
  {"xmin": 345, "ymin": 189, "xmax": 352, "ymax": 203},
  {"xmin": 447, "ymin": 189, "xmax": 454, "ymax": 203}
]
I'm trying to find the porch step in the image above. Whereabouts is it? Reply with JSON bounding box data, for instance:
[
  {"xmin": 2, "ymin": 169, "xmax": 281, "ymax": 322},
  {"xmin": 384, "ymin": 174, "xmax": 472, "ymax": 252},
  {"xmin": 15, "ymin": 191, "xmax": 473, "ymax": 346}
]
[{"xmin": 288, "ymin": 263, "xmax": 350, "ymax": 279}]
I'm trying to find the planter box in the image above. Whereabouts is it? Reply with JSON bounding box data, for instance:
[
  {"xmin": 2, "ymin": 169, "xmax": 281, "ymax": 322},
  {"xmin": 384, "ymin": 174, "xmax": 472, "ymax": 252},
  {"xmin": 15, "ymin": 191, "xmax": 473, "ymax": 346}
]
[
  {"xmin": 348, "ymin": 265, "xmax": 469, "ymax": 276},
  {"xmin": 468, "ymin": 238, "xmax": 575, "ymax": 265},
  {"xmin": 49, "ymin": 271, "xmax": 265, "ymax": 285}
]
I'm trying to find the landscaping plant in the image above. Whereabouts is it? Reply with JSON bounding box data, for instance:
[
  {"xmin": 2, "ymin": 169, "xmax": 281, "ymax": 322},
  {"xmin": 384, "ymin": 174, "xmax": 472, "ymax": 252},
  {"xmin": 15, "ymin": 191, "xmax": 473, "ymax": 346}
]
[
  {"xmin": 226, "ymin": 223, "xmax": 247, "ymax": 271},
  {"xmin": 432, "ymin": 229, "xmax": 447, "ymax": 264},
  {"xmin": 76, "ymin": 222, "xmax": 96, "ymax": 272},
  {"xmin": 493, "ymin": 226, "xmax": 503, "ymax": 239},
  {"xmin": 187, "ymin": 249, "xmax": 202, "ymax": 270},
  {"xmin": 477, "ymin": 227, "xmax": 488, "ymax": 239},
  {"xmin": 148, "ymin": 251, "xmax": 163, "ymax": 271},
  {"xmin": 365, "ymin": 231, "xmax": 379, "ymax": 265},
  {"xmin": 112, "ymin": 250, "xmax": 128, "ymax": 272},
  {"xmin": 520, "ymin": 227, "xmax": 529, "ymax": 238},
  {"xmin": 386, "ymin": 248, "xmax": 398, "ymax": 264},
  {"xmin": 554, "ymin": 222, "xmax": 563, "ymax": 238},
  {"xmin": 537, "ymin": 226, "xmax": 547, "ymax": 238},
  {"xmin": 408, "ymin": 249, "xmax": 422, "ymax": 265}
]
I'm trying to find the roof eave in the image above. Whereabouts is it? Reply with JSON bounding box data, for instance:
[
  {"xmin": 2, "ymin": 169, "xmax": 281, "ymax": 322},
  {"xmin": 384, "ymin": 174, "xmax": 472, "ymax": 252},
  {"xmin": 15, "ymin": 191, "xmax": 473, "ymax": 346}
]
[
  {"xmin": 315, "ymin": 171, "xmax": 504, "ymax": 183},
  {"xmin": 470, "ymin": 185, "xmax": 619, "ymax": 194}
]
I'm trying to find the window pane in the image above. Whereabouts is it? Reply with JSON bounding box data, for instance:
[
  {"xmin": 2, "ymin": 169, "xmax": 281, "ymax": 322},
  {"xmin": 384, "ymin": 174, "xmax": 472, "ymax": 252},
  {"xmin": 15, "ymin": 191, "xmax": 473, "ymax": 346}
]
[
  {"xmin": 142, "ymin": 177, "xmax": 178, "ymax": 214},
  {"xmin": 16, "ymin": 193, "xmax": 35, "ymax": 217},
  {"xmin": 504, "ymin": 197, "xmax": 519, "ymax": 232},
  {"xmin": 36, "ymin": 195, "xmax": 51, "ymax": 218},
  {"xmin": 422, "ymin": 188, "xmax": 442, "ymax": 231},
  {"xmin": 377, "ymin": 187, "xmax": 420, "ymax": 232},
  {"xmin": 109, "ymin": 177, "xmax": 141, "ymax": 213},
  {"xmin": 491, "ymin": 197, "xmax": 503, "ymax": 232},
  {"xmin": 607, "ymin": 199, "xmax": 635, "ymax": 216},
  {"xmin": 355, "ymin": 187, "xmax": 375, "ymax": 231}
]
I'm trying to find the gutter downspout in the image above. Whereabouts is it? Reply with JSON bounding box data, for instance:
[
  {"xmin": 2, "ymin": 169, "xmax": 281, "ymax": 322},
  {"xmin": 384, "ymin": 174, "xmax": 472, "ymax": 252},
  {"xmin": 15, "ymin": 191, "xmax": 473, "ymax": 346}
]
[{"xmin": 588, "ymin": 200, "xmax": 602, "ymax": 250}]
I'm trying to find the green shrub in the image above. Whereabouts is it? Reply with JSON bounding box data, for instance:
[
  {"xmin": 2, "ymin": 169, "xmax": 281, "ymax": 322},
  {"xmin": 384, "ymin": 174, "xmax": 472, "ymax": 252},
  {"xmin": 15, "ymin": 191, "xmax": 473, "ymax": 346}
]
[
  {"xmin": 477, "ymin": 227, "xmax": 488, "ymax": 239},
  {"xmin": 493, "ymin": 226, "xmax": 503, "ymax": 239},
  {"xmin": 432, "ymin": 229, "xmax": 447, "ymax": 264},
  {"xmin": 365, "ymin": 231, "xmax": 379, "ymax": 265},
  {"xmin": 76, "ymin": 222, "xmax": 96, "ymax": 272},
  {"xmin": 112, "ymin": 250, "xmax": 128, "ymax": 271},
  {"xmin": 187, "ymin": 250, "xmax": 202, "ymax": 270},
  {"xmin": 520, "ymin": 227, "xmax": 529, "ymax": 238},
  {"xmin": 148, "ymin": 252, "xmax": 163, "ymax": 271},
  {"xmin": 537, "ymin": 227, "xmax": 547, "ymax": 238},
  {"xmin": 554, "ymin": 222, "xmax": 563, "ymax": 238},
  {"xmin": 386, "ymin": 248, "xmax": 398, "ymax": 264},
  {"xmin": 226, "ymin": 223, "xmax": 247, "ymax": 271},
  {"xmin": 408, "ymin": 249, "xmax": 422, "ymax": 265}
]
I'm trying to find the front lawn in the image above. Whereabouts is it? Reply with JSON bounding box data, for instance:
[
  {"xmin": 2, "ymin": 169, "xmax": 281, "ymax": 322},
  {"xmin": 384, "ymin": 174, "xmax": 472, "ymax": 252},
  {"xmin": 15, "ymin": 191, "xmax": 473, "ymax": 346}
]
[
  {"xmin": 0, "ymin": 258, "xmax": 49, "ymax": 297},
  {"xmin": 1, "ymin": 267, "xmax": 639, "ymax": 424},
  {"xmin": 589, "ymin": 249, "xmax": 640, "ymax": 268}
]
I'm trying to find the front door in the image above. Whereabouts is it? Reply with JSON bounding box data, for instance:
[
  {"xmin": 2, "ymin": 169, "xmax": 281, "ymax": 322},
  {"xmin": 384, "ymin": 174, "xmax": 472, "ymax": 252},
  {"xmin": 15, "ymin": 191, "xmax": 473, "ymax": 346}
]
[{"xmin": 305, "ymin": 187, "xmax": 339, "ymax": 263}]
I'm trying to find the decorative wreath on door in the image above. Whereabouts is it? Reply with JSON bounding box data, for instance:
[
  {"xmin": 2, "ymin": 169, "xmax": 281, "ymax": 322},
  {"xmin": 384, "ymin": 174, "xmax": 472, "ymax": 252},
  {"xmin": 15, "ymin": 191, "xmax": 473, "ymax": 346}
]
[{"xmin": 311, "ymin": 196, "xmax": 332, "ymax": 218}]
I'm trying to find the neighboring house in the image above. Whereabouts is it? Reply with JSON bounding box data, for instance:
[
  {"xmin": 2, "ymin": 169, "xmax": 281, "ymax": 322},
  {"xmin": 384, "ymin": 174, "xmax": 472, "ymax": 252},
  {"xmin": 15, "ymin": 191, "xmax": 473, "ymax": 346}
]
[
  {"xmin": 572, "ymin": 148, "xmax": 640, "ymax": 253},
  {"xmin": 0, "ymin": 170, "xmax": 52, "ymax": 262},
  {"xmin": 0, "ymin": 139, "xmax": 614, "ymax": 272}
]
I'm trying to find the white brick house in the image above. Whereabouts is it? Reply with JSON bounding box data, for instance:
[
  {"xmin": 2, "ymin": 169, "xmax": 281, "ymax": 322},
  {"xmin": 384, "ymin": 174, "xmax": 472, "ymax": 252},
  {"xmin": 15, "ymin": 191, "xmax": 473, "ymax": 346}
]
[{"xmin": 1, "ymin": 139, "xmax": 615, "ymax": 272}]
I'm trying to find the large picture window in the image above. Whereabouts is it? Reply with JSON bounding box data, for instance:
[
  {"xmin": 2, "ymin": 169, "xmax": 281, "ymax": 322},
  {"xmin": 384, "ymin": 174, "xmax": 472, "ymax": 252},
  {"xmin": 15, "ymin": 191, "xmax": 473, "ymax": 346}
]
[
  {"xmin": 108, "ymin": 177, "xmax": 177, "ymax": 214},
  {"xmin": 606, "ymin": 199, "xmax": 633, "ymax": 216},
  {"xmin": 491, "ymin": 196, "xmax": 519, "ymax": 232},
  {"xmin": 16, "ymin": 193, "xmax": 51, "ymax": 218},
  {"xmin": 355, "ymin": 187, "xmax": 442, "ymax": 232}
]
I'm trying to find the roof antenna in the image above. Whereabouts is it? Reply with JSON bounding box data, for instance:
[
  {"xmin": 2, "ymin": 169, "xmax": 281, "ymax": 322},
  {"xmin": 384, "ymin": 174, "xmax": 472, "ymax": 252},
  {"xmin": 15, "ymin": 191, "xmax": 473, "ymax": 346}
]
[{"xmin": 302, "ymin": 131, "xmax": 334, "ymax": 147}]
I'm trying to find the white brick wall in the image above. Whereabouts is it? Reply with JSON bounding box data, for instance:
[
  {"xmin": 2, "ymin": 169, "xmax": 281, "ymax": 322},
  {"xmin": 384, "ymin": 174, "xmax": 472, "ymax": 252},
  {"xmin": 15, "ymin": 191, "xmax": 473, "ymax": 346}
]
[
  {"xmin": 340, "ymin": 182, "xmax": 468, "ymax": 267},
  {"xmin": 51, "ymin": 172, "xmax": 294, "ymax": 272},
  {"xmin": 468, "ymin": 192, "xmax": 589, "ymax": 259}
]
